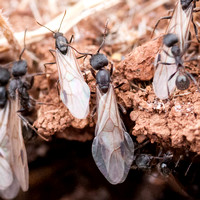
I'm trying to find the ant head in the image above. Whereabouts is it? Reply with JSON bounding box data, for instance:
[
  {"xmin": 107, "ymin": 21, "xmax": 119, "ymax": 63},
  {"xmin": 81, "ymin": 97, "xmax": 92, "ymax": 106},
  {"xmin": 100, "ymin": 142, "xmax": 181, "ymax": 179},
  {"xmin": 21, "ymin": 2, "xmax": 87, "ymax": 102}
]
[
  {"xmin": 163, "ymin": 33, "xmax": 179, "ymax": 47},
  {"xmin": 181, "ymin": 0, "xmax": 193, "ymax": 10},
  {"xmin": 96, "ymin": 68, "xmax": 110, "ymax": 93},
  {"xmin": 12, "ymin": 60, "xmax": 27, "ymax": 77},
  {"xmin": 53, "ymin": 32, "xmax": 63, "ymax": 39},
  {"xmin": 90, "ymin": 53, "xmax": 108, "ymax": 70},
  {"xmin": 176, "ymin": 74, "xmax": 190, "ymax": 90},
  {"xmin": 0, "ymin": 67, "xmax": 10, "ymax": 86},
  {"xmin": 135, "ymin": 154, "xmax": 151, "ymax": 169}
]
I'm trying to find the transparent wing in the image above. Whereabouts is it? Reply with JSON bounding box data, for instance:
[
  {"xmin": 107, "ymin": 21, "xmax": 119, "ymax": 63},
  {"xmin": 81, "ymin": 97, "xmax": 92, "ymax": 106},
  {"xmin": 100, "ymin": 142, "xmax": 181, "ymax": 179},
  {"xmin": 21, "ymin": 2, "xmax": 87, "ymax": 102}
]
[
  {"xmin": 0, "ymin": 156, "xmax": 13, "ymax": 191},
  {"xmin": 56, "ymin": 47, "xmax": 90, "ymax": 119},
  {"xmin": 0, "ymin": 102, "xmax": 10, "ymax": 143},
  {"xmin": 0, "ymin": 174, "xmax": 20, "ymax": 200},
  {"xmin": 153, "ymin": 1, "xmax": 193, "ymax": 99},
  {"xmin": 92, "ymin": 84, "xmax": 134, "ymax": 184},
  {"xmin": 0, "ymin": 102, "xmax": 14, "ymax": 191},
  {"xmin": 8, "ymin": 96, "xmax": 29, "ymax": 191}
]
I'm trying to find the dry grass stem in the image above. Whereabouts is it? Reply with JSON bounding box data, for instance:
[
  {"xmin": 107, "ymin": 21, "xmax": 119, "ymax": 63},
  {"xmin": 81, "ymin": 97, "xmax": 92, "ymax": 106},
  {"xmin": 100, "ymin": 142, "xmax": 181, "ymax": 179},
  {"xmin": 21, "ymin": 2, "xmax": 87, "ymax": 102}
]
[
  {"xmin": 0, "ymin": 0, "xmax": 122, "ymax": 54},
  {"xmin": 0, "ymin": 9, "xmax": 21, "ymax": 58}
]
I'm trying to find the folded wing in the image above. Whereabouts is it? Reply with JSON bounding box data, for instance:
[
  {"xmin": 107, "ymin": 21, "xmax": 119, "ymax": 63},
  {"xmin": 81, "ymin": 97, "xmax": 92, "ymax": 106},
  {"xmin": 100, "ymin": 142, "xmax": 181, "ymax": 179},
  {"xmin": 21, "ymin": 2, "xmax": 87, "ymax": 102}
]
[
  {"xmin": 92, "ymin": 84, "xmax": 134, "ymax": 184},
  {"xmin": 56, "ymin": 47, "xmax": 90, "ymax": 119}
]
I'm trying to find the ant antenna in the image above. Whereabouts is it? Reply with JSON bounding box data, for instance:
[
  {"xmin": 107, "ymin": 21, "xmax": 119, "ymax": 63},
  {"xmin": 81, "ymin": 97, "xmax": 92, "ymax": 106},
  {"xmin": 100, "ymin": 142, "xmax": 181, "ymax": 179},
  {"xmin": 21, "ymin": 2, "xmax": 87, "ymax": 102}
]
[
  {"xmin": 60, "ymin": 42, "xmax": 93, "ymax": 57},
  {"xmin": 58, "ymin": 10, "xmax": 66, "ymax": 32},
  {"xmin": 36, "ymin": 21, "xmax": 55, "ymax": 34},
  {"xmin": 19, "ymin": 29, "xmax": 27, "ymax": 60},
  {"xmin": 97, "ymin": 20, "xmax": 109, "ymax": 54}
]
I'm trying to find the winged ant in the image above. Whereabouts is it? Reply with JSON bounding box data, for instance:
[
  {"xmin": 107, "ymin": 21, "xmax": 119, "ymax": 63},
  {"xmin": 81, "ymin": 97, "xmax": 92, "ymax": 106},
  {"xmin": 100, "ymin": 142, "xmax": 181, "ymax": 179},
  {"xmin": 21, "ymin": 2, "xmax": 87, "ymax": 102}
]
[
  {"xmin": 156, "ymin": 33, "xmax": 200, "ymax": 94},
  {"xmin": 37, "ymin": 11, "xmax": 90, "ymax": 119}
]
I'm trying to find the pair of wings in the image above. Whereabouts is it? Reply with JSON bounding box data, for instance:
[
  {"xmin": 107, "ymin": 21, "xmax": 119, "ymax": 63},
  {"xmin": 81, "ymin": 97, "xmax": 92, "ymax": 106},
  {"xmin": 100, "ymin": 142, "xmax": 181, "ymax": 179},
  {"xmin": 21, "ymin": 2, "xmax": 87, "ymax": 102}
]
[
  {"xmin": 55, "ymin": 47, "xmax": 90, "ymax": 119},
  {"xmin": 153, "ymin": 0, "xmax": 193, "ymax": 99},
  {"xmin": 0, "ymin": 95, "xmax": 28, "ymax": 199},
  {"xmin": 92, "ymin": 84, "xmax": 134, "ymax": 184}
]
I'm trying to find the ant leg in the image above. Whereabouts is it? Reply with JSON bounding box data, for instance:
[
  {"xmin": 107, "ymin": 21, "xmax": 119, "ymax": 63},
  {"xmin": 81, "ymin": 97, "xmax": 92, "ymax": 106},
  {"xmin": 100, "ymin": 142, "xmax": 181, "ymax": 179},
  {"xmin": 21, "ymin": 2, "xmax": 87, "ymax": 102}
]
[
  {"xmin": 109, "ymin": 61, "xmax": 114, "ymax": 76},
  {"xmin": 151, "ymin": 16, "xmax": 172, "ymax": 38},
  {"xmin": 167, "ymin": 70, "xmax": 178, "ymax": 96},
  {"xmin": 17, "ymin": 113, "xmax": 49, "ymax": 141},
  {"xmin": 82, "ymin": 70, "xmax": 89, "ymax": 84},
  {"xmin": 29, "ymin": 96, "xmax": 54, "ymax": 106},
  {"xmin": 49, "ymin": 49, "xmax": 56, "ymax": 58},
  {"xmin": 158, "ymin": 61, "xmax": 176, "ymax": 66},
  {"xmin": 90, "ymin": 68, "xmax": 96, "ymax": 79},
  {"xmin": 114, "ymin": 82, "xmax": 124, "ymax": 89},
  {"xmin": 77, "ymin": 55, "xmax": 86, "ymax": 59},
  {"xmin": 163, "ymin": 49, "xmax": 173, "ymax": 58},
  {"xmin": 56, "ymin": 79, "xmax": 60, "ymax": 96},
  {"xmin": 185, "ymin": 154, "xmax": 198, "ymax": 176},
  {"xmin": 90, "ymin": 106, "xmax": 97, "ymax": 117},
  {"xmin": 191, "ymin": 15, "xmax": 200, "ymax": 43},
  {"xmin": 44, "ymin": 62, "xmax": 56, "ymax": 73},
  {"xmin": 193, "ymin": 7, "xmax": 200, "ymax": 13},
  {"xmin": 186, "ymin": 72, "xmax": 200, "ymax": 93},
  {"xmin": 69, "ymin": 35, "xmax": 74, "ymax": 43},
  {"xmin": 118, "ymin": 103, "xmax": 126, "ymax": 114},
  {"xmin": 168, "ymin": 70, "xmax": 177, "ymax": 82}
]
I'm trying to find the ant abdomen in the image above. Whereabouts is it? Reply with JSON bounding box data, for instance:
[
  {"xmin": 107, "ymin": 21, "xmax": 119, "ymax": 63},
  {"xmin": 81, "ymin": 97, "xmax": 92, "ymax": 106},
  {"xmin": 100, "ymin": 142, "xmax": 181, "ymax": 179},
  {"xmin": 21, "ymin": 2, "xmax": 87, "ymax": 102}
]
[{"xmin": 176, "ymin": 74, "xmax": 190, "ymax": 90}]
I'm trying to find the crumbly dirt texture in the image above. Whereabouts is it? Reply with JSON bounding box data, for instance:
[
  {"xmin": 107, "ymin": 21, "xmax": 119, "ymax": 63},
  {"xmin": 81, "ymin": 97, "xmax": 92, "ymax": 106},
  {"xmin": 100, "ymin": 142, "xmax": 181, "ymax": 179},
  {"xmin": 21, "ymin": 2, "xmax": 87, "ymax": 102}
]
[{"xmin": 1, "ymin": 0, "xmax": 200, "ymax": 154}]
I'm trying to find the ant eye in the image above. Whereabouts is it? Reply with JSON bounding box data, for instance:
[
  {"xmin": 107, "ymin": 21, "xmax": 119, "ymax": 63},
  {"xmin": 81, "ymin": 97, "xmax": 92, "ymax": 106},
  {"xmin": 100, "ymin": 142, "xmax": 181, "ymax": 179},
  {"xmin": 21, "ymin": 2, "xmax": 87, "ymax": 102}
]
[{"xmin": 176, "ymin": 75, "xmax": 190, "ymax": 90}]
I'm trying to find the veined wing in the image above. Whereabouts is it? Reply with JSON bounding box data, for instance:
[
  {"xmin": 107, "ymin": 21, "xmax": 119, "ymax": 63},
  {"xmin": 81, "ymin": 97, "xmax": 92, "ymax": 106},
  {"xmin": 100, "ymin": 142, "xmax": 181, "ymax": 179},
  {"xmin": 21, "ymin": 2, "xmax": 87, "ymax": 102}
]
[
  {"xmin": 0, "ymin": 175, "xmax": 20, "ymax": 200},
  {"xmin": 92, "ymin": 84, "xmax": 134, "ymax": 184},
  {"xmin": 56, "ymin": 47, "xmax": 90, "ymax": 119},
  {"xmin": 8, "ymin": 95, "xmax": 29, "ymax": 191},
  {"xmin": 153, "ymin": 1, "xmax": 193, "ymax": 99},
  {"xmin": 168, "ymin": 0, "xmax": 193, "ymax": 51},
  {"xmin": 0, "ymin": 102, "xmax": 13, "ymax": 191}
]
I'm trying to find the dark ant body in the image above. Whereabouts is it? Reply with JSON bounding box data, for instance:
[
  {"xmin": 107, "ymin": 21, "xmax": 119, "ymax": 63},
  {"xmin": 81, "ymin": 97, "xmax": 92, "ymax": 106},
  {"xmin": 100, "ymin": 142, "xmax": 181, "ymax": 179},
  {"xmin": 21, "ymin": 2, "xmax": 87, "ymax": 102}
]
[
  {"xmin": 181, "ymin": 0, "xmax": 198, "ymax": 10},
  {"xmin": 159, "ymin": 33, "xmax": 200, "ymax": 92},
  {"xmin": 61, "ymin": 21, "xmax": 109, "ymax": 71},
  {"xmin": 0, "ymin": 67, "xmax": 10, "ymax": 108},
  {"xmin": 37, "ymin": 11, "xmax": 73, "ymax": 63},
  {"xmin": 8, "ymin": 34, "xmax": 34, "ymax": 116}
]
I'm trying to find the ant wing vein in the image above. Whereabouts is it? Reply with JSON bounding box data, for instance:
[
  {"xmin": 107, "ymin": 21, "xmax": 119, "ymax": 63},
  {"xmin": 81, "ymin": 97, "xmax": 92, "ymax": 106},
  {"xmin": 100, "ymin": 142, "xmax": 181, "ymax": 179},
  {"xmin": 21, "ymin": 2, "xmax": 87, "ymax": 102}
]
[
  {"xmin": 56, "ymin": 47, "xmax": 90, "ymax": 119},
  {"xmin": 169, "ymin": 0, "xmax": 193, "ymax": 51},
  {"xmin": 153, "ymin": 1, "xmax": 192, "ymax": 99},
  {"xmin": 8, "ymin": 96, "xmax": 29, "ymax": 192},
  {"xmin": 92, "ymin": 84, "xmax": 134, "ymax": 184},
  {"xmin": 0, "ymin": 102, "xmax": 13, "ymax": 191},
  {"xmin": 153, "ymin": 47, "xmax": 178, "ymax": 99}
]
